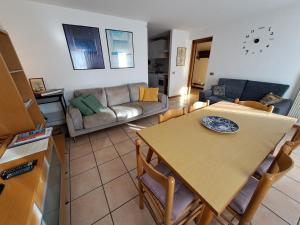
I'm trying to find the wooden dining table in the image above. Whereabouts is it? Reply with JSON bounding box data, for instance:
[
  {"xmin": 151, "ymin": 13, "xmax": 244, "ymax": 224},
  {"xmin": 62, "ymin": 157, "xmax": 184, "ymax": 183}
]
[{"xmin": 137, "ymin": 101, "xmax": 297, "ymax": 225}]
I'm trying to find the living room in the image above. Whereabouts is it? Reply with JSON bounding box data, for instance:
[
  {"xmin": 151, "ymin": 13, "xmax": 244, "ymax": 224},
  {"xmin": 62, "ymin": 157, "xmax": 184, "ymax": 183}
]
[{"xmin": 0, "ymin": 0, "xmax": 300, "ymax": 225}]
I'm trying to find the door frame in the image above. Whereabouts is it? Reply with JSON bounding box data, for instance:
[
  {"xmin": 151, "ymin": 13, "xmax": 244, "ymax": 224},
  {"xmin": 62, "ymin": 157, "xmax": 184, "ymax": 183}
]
[{"xmin": 187, "ymin": 36, "xmax": 213, "ymax": 94}]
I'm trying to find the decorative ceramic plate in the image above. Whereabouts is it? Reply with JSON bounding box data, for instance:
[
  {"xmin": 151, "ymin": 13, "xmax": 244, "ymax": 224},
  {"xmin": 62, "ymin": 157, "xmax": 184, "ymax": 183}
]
[{"xmin": 201, "ymin": 116, "xmax": 239, "ymax": 133}]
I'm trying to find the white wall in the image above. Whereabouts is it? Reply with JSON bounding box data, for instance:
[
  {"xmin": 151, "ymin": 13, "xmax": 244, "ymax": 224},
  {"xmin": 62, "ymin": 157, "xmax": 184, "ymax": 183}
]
[
  {"xmin": 0, "ymin": 1, "xmax": 148, "ymax": 102},
  {"xmin": 168, "ymin": 29, "xmax": 191, "ymax": 97},
  {"xmin": 190, "ymin": 5, "xmax": 300, "ymax": 99}
]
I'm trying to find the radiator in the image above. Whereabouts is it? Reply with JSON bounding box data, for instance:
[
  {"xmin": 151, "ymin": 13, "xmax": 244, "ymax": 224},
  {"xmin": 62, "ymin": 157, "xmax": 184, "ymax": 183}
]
[{"xmin": 288, "ymin": 90, "xmax": 300, "ymax": 119}]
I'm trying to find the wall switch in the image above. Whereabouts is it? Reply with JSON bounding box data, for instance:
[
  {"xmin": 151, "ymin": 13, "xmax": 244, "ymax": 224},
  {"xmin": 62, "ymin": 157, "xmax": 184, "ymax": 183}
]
[
  {"xmin": 209, "ymin": 72, "xmax": 214, "ymax": 76},
  {"xmin": 172, "ymin": 71, "xmax": 175, "ymax": 74}
]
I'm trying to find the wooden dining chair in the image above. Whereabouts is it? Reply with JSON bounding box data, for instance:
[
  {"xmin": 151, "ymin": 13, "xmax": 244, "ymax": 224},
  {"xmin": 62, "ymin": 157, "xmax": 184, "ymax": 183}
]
[
  {"xmin": 159, "ymin": 107, "xmax": 187, "ymax": 123},
  {"xmin": 256, "ymin": 125, "xmax": 300, "ymax": 177},
  {"xmin": 136, "ymin": 140, "xmax": 203, "ymax": 225},
  {"xmin": 234, "ymin": 98, "xmax": 274, "ymax": 112},
  {"xmin": 188, "ymin": 100, "xmax": 210, "ymax": 113},
  {"xmin": 216, "ymin": 147, "xmax": 294, "ymax": 225}
]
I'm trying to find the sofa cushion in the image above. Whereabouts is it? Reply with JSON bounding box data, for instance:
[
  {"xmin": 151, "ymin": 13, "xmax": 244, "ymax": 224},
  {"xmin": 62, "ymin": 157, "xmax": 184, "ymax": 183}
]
[
  {"xmin": 110, "ymin": 102, "xmax": 143, "ymax": 121},
  {"xmin": 105, "ymin": 85, "xmax": 131, "ymax": 106},
  {"xmin": 218, "ymin": 78, "xmax": 247, "ymax": 99},
  {"xmin": 82, "ymin": 94, "xmax": 104, "ymax": 113},
  {"xmin": 83, "ymin": 108, "xmax": 117, "ymax": 129},
  {"xmin": 212, "ymin": 84, "xmax": 226, "ymax": 97},
  {"xmin": 240, "ymin": 81, "xmax": 289, "ymax": 101},
  {"xmin": 128, "ymin": 82, "xmax": 148, "ymax": 102},
  {"xmin": 207, "ymin": 95, "xmax": 234, "ymax": 104},
  {"xmin": 135, "ymin": 101, "xmax": 165, "ymax": 115},
  {"xmin": 142, "ymin": 88, "xmax": 159, "ymax": 102},
  {"xmin": 259, "ymin": 92, "xmax": 283, "ymax": 106},
  {"xmin": 69, "ymin": 95, "xmax": 94, "ymax": 116},
  {"xmin": 74, "ymin": 88, "xmax": 107, "ymax": 107}
]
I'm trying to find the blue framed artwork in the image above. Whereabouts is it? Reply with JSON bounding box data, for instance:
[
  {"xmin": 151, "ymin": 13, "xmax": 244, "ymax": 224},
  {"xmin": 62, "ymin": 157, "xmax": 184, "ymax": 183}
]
[
  {"xmin": 63, "ymin": 24, "xmax": 105, "ymax": 70},
  {"xmin": 105, "ymin": 29, "xmax": 134, "ymax": 69}
]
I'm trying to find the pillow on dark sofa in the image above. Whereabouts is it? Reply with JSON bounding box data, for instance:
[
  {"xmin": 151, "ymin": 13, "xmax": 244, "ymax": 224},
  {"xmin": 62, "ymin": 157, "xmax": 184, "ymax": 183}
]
[
  {"xmin": 240, "ymin": 81, "xmax": 289, "ymax": 101},
  {"xmin": 212, "ymin": 85, "xmax": 226, "ymax": 97},
  {"xmin": 260, "ymin": 92, "xmax": 283, "ymax": 106}
]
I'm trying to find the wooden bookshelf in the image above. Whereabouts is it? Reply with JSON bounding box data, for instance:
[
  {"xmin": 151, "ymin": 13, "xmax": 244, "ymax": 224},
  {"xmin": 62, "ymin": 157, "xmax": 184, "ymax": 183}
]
[{"xmin": 0, "ymin": 30, "xmax": 45, "ymax": 136}]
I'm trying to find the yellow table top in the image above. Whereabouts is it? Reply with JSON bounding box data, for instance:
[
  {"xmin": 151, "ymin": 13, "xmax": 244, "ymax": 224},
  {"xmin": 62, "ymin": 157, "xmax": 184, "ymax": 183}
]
[{"xmin": 137, "ymin": 102, "xmax": 297, "ymax": 215}]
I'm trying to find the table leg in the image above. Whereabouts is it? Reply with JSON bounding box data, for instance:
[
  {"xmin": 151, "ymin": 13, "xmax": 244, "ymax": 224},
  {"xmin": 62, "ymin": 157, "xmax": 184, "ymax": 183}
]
[{"xmin": 196, "ymin": 205, "xmax": 214, "ymax": 225}]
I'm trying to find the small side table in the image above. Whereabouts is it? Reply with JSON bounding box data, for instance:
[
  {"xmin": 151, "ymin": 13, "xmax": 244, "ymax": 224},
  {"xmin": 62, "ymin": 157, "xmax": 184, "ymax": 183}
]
[{"xmin": 35, "ymin": 90, "xmax": 67, "ymax": 116}]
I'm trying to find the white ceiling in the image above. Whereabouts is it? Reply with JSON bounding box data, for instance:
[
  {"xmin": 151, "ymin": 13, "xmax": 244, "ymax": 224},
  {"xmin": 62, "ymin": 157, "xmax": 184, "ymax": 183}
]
[{"xmin": 26, "ymin": 0, "xmax": 299, "ymax": 37}]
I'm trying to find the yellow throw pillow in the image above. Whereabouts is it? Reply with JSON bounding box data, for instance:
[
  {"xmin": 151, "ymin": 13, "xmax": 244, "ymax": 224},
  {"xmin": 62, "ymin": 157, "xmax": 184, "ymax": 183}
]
[
  {"xmin": 139, "ymin": 86, "xmax": 145, "ymax": 101},
  {"xmin": 142, "ymin": 88, "xmax": 159, "ymax": 102}
]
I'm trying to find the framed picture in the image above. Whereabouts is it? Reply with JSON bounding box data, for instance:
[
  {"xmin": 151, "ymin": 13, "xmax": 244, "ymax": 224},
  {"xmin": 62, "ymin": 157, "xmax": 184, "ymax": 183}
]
[
  {"xmin": 176, "ymin": 47, "xmax": 187, "ymax": 66},
  {"xmin": 29, "ymin": 78, "xmax": 46, "ymax": 93},
  {"xmin": 62, "ymin": 24, "xmax": 105, "ymax": 70},
  {"xmin": 105, "ymin": 29, "xmax": 134, "ymax": 69}
]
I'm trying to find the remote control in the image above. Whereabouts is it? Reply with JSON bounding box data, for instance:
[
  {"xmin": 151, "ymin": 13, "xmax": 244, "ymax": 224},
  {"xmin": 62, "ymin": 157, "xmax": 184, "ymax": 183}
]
[{"xmin": 0, "ymin": 160, "xmax": 37, "ymax": 180}]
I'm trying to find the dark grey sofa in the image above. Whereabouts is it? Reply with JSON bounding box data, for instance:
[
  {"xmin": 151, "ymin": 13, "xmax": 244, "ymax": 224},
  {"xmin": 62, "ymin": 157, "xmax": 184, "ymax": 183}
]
[
  {"xmin": 200, "ymin": 78, "xmax": 292, "ymax": 115},
  {"xmin": 66, "ymin": 82, "xmax": 168, "ymax": 137}
]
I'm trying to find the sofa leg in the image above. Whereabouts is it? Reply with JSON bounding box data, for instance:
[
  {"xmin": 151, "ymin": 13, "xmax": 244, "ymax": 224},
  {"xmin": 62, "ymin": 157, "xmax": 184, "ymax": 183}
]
[{"xmin": 72, "ymin": 137, "xmax": 76, "ymax": 143}]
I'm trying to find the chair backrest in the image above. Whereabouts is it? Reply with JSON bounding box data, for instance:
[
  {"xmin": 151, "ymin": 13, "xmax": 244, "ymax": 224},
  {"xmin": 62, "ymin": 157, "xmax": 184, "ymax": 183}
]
[
  {"xmin": 136, "ymin": 140, "xmax": 175, "ymax": 224},
  {"xmin": 188, "ymin": 100, "xmax": 210, "ymax": 113},
  {"xmin": 159, "ymin": 107, "xmax": 187, "ymax": 123},
  {"xmin": 240, "ymin": 148, "xmax": 293, "ymax": 224},
  {"xmin": 234, "ymin": 98, "xmax": 274, "ymax": 112}
]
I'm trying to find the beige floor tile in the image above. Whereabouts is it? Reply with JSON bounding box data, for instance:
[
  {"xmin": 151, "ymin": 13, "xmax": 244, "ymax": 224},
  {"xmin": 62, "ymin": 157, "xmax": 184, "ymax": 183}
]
[
  {"xmin": 108, "ymin": 129, "xmax": 129, "ymax": 144},
  {"xmin": 91, "ymin": 136, "xmax": 113, "ymax": 151},
  {"xmin": 70, "ymin": 135, "xmax": 90, "ymax": 147},
  {"xmin": 71, "ymin": 187, "xmax": 109, "ymax": 225},
  {"xmin": 94, "ymin": 146, "xmax": 119, "ymax": 165},
  {"xmin": 104, "ymin": 173, "xmax": 138, "ymax": 210},
  {"xmin": 98, "ymin": 158, "xmax": 127, "ymax": 184},
  {"xmin": 71, "ymin": 168, "xmax": 101, "ymax": 200},
  {"xmin": 114, "ymin": 139, "xmax": 135, "ymax": 156},
  {"xmin": 65, "ymin": 202, "xmax": 70, "ymax": 225},
  {"xmin": 287, "ymin": 165, "xmax": 300, "ymax": 182},
  {"xmin": 121, "ymin": 151, "xmax": 137, "ymax": 171},
  {"xmin": 70, "ymin": 153, "xmax": 96, "ymax": 176},
  {"xmin": 93, "ymin": 214, "xmax": 113, "ymax": 225},
  {"xmin": 112, "ymin": 197, "xmax": 155, "ymax": 225},
  {"xmin": 70, "ymin": 142, "xmax": 92, "ymax": 160},
  {"xmin": 291, "ymin": 153, "xmax": 300, "ymax": 167},
  {"xmin": 273, "ymin": 176, "xmax": 300, "ymax": 202},
  {"xmin": 252, "ymin": 205, "xmax": 288, "ymax": 225},
  {"xmin": 129, "ymin": 169, "xmax": 138, "ymax": 188},
  {"xmin": 66, "ymin": 178, "xmax": 70, "ymax": 202},
  {"xmin": 262, "ymin": 187, "xmax": 300, "ymax": 224},
  {"xmin": 89, "ymin": 130, "xmax": 108, "ymax": 141}
]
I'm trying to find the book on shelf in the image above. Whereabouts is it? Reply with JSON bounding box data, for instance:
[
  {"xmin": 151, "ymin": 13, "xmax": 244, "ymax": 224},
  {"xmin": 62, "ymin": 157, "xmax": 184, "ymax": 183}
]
[
  {"xmin": 40, "ymin": 89, "xmax": 63, "ymax": 96},
  {"xmin": 8, "ymin": 127, "xmax": 53, "ymax": 149}
]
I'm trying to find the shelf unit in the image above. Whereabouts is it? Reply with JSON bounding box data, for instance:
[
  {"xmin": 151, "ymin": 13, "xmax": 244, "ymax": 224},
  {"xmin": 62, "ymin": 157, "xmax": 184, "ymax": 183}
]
[{"xmin": 0, "ymin": 30, "xmax": 45, "ymax": 136}]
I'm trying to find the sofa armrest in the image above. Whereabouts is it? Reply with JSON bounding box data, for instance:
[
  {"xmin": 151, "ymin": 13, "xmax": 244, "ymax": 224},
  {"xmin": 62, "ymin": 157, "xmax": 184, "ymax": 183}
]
[
  {"xmin": 199, "ymin": 89, "xmax": 213, "ymax": 101},
  {"xmin": 67, "ymin": 106, "xmax": 83, "ymax": 130},
  {"xmin": 158, "ymin": 93, "xmax": 169, "ymax": 108},
  {"xmin": 272, "ymin": 99, "xmax": 293, "ymax": 115}
]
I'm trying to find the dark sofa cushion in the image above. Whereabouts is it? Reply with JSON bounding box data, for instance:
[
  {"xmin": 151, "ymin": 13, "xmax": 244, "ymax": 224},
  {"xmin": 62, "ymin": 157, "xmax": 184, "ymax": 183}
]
[
  {"xmin": 240, "ymin": 81, "xmax": 289, "ymax": 101},
  {"xmin": 207, "ymin": 95, "xmax": 235, "ymax": 104},
  {"xmin": 218, "ymin": 78, "xmax": 247, "ymax": 99}
]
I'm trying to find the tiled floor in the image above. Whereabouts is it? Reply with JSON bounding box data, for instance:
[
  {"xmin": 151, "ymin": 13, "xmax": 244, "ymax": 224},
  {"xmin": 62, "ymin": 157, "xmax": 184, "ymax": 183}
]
[{"xmin": 64, "ymin": 94, "xmax": 300, "ymax": 225}]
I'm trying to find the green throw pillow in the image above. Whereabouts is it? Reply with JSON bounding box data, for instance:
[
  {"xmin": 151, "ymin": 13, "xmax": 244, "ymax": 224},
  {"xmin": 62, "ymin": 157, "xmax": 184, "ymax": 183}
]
[
  {"xmin": 82, "ymin": 95, "xmax": 104, "ymax": 113},
  {"xmin": 70, "ymin": 95, "xmax": 94, "ymax": 116}
]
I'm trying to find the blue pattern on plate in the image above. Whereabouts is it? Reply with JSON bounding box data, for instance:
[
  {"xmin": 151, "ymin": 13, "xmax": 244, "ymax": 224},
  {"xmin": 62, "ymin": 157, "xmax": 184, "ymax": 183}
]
[{"xmin": 201, "ymin": 116, "xmax": 239, "ymax": 133}]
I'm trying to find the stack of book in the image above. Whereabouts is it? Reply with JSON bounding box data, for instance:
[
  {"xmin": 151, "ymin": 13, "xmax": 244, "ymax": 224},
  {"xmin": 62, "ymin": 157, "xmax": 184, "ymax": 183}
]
[{"xmin": 8, "ymin": 127, "xmax": 53, "ymax": 149}]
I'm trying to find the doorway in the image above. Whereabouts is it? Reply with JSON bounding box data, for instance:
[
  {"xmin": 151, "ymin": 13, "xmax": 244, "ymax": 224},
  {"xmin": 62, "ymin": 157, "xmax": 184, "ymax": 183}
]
[{"xmin": 187, "ymin": 37, "xmax": 213, "ymax": 95}]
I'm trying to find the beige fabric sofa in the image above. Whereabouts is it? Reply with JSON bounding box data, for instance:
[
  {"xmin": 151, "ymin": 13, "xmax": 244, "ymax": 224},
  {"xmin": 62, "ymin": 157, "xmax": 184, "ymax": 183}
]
[{"xmin": 66, "ymin": 82, "xmax": 168, "ymax": 138}]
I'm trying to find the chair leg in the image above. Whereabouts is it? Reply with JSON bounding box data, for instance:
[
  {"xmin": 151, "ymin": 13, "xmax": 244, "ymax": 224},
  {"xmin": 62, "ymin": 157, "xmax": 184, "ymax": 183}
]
[{"xmin": 138, "ymin": 181, "xmax": 144, "ymax": 209}]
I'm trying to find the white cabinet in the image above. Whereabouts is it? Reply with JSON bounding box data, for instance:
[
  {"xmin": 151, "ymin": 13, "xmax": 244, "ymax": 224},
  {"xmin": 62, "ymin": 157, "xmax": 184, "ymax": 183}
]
[{"xmin": 149, "ymin": 39, "xmax": 168, "ymax": 59}]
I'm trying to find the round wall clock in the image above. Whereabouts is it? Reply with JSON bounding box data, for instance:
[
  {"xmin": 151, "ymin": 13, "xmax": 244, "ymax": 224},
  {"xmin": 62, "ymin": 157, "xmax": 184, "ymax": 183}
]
[{"xmin": 242, "ymin": 26, "xmax": 274, "ymax": 55}]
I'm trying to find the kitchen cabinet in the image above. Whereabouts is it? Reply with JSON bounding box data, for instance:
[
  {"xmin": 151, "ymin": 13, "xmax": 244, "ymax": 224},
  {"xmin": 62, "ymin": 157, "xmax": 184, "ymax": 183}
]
[{"xmin": 149, "ymin": 39, "xmax": 169, "ymax": 59}]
